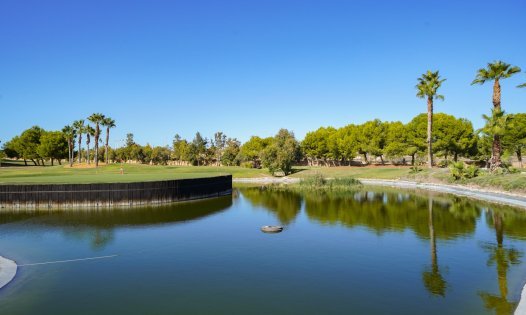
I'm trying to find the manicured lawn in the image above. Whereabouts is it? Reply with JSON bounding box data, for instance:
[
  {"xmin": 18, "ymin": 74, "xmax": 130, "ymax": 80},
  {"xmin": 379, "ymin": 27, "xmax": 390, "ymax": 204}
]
[
  {"xmin": 0, "ymin": 163, "xmax": 268, "ymax": 184},
  {"xmin": 289, "ymin": 165, "xmax": 419, "ymax": 179},
  {"xmin": 0, "ymin": 161, "xmax": 524, "ymax": 193}
]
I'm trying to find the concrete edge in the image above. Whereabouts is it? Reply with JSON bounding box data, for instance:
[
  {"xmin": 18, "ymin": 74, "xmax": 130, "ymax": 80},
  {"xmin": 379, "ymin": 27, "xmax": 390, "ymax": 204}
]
[
  {"xmin": 0, "ymin": 255, "xmax": 17, "ymax": 290},
  {"xmin": 357, "ymin": 179, "xmax": 526, "ymax": 209},
  {"xmin": 516, "ymin": 283, "xmax": 526, "ymax": 315}
]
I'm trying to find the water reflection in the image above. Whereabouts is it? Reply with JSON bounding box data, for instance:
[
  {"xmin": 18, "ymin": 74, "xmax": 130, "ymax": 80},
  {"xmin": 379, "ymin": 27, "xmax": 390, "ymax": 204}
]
[
  {"xmin": 478, "ymin": 210, "xmax": 523, "ymax": 315},
  {"xmin": 0, "ymin": 196, "xmax": 232, "ymax": 249},
  {"xmin": 240, "ymin": 187, "xmax": 526, "ymax": 314},
  {"xmin": 240, "ymin": 188, "xmax": 301, "ymax": 224},
  {"xmin": 302, "ymin": 190, "xmax": 479, "ymax": 240},
  {"xmin": 422, "ymin": 197, "xmax": 448, "ymax": 297}
]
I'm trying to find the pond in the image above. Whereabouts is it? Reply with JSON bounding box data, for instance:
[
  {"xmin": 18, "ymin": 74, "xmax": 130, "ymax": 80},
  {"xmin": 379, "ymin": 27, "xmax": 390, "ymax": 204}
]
[{"xmin": 1, "ymin": 186, "xmax": 526, "ymax": 315}]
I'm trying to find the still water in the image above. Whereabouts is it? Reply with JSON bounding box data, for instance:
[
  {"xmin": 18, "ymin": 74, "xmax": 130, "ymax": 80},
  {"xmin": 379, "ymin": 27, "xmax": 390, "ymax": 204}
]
[{"xmin": 1, "ymin": 187, "xmax": 526, "ymax": 315}]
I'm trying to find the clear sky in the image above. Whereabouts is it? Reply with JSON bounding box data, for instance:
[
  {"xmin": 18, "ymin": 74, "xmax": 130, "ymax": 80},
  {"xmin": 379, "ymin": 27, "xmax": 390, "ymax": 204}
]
[{"xmin": 1, "ymin": 0, "xmax": 525, "ymax": 147}]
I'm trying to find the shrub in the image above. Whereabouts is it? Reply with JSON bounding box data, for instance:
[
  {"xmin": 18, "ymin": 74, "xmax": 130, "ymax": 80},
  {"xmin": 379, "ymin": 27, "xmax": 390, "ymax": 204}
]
[
  {"xmin": 409, "ymin": 166, "xmax": 423, "ymax": 174},
  {"xmin": 450, "ymin": 162, "xmax": 479, "ymax": 180}
]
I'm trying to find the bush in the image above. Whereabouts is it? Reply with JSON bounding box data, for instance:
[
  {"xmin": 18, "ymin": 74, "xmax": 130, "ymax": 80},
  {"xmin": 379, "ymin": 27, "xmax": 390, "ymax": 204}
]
[
  {"xmin": 409, "ymin": 166, "xmax": 423, "ymax": 174},
  {"xmin": 240, "ymin": 161, "xmax": 255, "ymax": 168},
  {"xmin": 298, "ymin": 174, "xmax": 361, "ymax": 191},
  {"xmin": 450, "ymin": 162, "xmax": 479, "ymax": 180},
  {"xmin": 437, "ymin": 160, "xmax": 451, "ymax": 168}
]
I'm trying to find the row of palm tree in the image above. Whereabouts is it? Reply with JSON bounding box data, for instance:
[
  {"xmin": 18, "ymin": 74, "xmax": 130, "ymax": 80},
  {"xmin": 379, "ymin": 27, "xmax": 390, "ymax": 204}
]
[
  {"xmin": 63, "ymin": 114, "xmax": 116, "ymax": 167},
  {"xmin": 416, "ymin": 60, "xmax": 525, "ymax": 171}
]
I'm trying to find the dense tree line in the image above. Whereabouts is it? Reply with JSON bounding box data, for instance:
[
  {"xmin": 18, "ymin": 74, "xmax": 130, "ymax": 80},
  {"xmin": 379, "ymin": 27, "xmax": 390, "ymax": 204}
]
[
  {"xmin": 2, "ymin": 113, "xmax": 116, "ymax": 167},
  {"xmin": 2, "ymin": 61, "xmax": 526, "ymax": 174}
]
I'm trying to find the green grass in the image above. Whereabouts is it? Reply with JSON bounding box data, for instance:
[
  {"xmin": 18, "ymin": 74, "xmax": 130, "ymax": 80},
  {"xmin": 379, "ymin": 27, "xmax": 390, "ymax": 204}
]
[
  {"xmin": 0, "ymin": 163, "xmax": 267, "ymax": 184},
  {"xmin": 0, "ymin": 161, "xmax": 524, "ymax": 193},
  {"xmin": 289, "ymin": 166, "xmax": 419, "ymax": 179}
]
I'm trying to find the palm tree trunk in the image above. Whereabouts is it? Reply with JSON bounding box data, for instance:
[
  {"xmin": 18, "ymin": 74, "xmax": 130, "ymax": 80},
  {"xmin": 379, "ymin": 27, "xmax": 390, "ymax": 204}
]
[
  {"xmin": 78, "ymin": 134, "xmax": 82, "ymax": 164},
  {"xmin": 105, "ymin": 127, "xmax": 110, "ymax": 164},
  {"xmin": 491, "ymin": 134, "xmax": 503, "ymax": 171},
  {"xmin": 493, "ymin": 79, "xmax": 501, "ymax": 110},
  {"xmin": 67, "ymin": 140, "xmax": 71, "ymax": 166},
  {"xmin": 491, "ymin": 79, "xmax": 502, "ymax": 171},
  {"xmin": 87, "ymin": 137, "xmax": 91, "ymax": 165},
  {"xmin": 427, "ymin": 97, "xmax": 434, "ymax": 168},
  {"xmin": 95, "ymin": 125, "xmax": 99, "ymax": 167}
]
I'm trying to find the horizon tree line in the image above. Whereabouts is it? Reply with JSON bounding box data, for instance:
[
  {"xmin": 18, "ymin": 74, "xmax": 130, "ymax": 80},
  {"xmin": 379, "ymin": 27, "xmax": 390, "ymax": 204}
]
[{"xmin": 2, "ymin": 61, "xmax": 526, "ymax": 174}]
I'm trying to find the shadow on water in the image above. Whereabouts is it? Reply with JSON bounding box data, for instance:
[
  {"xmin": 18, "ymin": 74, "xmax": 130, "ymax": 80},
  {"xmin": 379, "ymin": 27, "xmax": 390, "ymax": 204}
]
[{"xmin": 0, "ymin": 196, "xmax": 232, "ymax": 249}]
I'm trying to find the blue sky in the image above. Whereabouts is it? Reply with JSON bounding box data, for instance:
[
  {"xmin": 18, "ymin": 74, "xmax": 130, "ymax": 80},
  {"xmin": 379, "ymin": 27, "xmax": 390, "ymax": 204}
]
[{"xmin": 1, "ymin": 0, "xmax": 525, "ymax": 147}]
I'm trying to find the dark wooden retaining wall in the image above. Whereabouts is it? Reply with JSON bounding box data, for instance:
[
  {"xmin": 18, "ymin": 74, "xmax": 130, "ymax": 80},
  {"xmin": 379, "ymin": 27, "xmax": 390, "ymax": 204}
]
[{"xmin": 0, "ymin": 175, "xmax": 232, "ymax": 209}]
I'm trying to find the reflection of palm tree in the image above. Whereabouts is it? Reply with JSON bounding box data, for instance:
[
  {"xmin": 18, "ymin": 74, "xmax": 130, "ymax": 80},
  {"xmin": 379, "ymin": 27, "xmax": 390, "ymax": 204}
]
[
  {"xmin": 422, "ymin": 197, "xmax": 448, "ymax": 296},
  {"xmin": 479, "ymin": 211, "xmax": 522, "ymax": 315}
]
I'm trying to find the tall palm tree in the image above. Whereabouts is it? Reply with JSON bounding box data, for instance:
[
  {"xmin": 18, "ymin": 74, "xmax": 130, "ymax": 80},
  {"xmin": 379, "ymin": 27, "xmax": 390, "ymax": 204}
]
[
  {"xmin": 62, "ymin": 125, "xmax": 76, "ymax": 167},
  {"xmin": 87, "ymin": 113, "xmax": 105, "ymax": 167},
  {"xmin": 73, "ymin": 120, "xmax": 85, "ymax": 164},
  {"xmin": 416, "ymin": 70, "xmax": 446, "ymax": 168},
  {"xmin": 85, "ymin": 125, "xmax": 95, "ymax": 165},
  {"xmin": 472, "ymin": 61, "xmax": 521, "ymax": 170},
  {"xmin": 101, "ymin": 117, "xmax": 116, "ymax": 164}
]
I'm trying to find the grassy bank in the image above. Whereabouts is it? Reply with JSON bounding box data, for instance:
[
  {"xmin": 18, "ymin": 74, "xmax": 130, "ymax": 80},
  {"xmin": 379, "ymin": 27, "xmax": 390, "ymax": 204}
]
[
  {"xmin": 0, "ymin": 163, "xmax": 267, "ymax": 184},
  {"xmin": 0, "ymin": 161, "xmax": 524, "ymax": 194}
]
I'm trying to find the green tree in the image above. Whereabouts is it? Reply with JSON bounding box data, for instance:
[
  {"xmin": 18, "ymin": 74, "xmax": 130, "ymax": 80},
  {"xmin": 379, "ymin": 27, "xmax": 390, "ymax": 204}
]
[
  {"xmin": 406, "ymin": 114, "xmax": 428, "ymax": 165},
  {"xmin": 361, "ymin": 119, "xmax": 388, "ymax": 164},
  {"xmin": 37, "ymin": 131, "xmax": 68, "ymax": 165},
  {"xmin": 416, "ymin": 70, "xmax": 446, "ymax": 168},
  {"xmin": 433, "ymin": 114, "xmax": 477, "ymax": 161},
  {"xmin": 478, "ymin": 109, "xmax": 509, "ymax": 169},
  {"xmin": 302, "ymin": 127, "xmax": 336, "ymax": 166},
  {"xmin": 472, "ymin": 61, "xmax": 521, "ymax": 170},
  {"xmin": 101, "ymin": 117, "xmax": 116, "ymax": 165},
  {"xmin": 62, "ymin": 125, "xmax": 76, "ymax": 166},
  {"xmin": 503, "ymin": 113, "xmax": 526, "ymax": 168},
  {"xmin": 151, "ymin": 146, "xmax": 171, "ymax": 165},
  {"xmin": 221, "ymin": 138, "xmax": 241, "ymax": 166},
  {"xmin": 188, "ymin": 132, "xmax": 207, "ymax": 166},
  {"xmin": 85, "ymin": 125, "xmax": 95, "ymax": 165},
  {"xmin": 73, "ymin": 120, "xmax": 85, "ymax": 164},
  {"xmin": 337, "ymin": 124, "xmax": 359, "ymax": 165},
  {"xmin": 384, "ymin": 121, "xmax": 409, "ymax": 162},
  {"xmin": 240, "ymin": 136, "xmax": 272, "ymax": 168},
  {"xmin": 261, "ymin": 129, "xmax": 300, "ymax": 176},
  {"xmin": 87, "ymin": 113, "xmax": 105, "ymax": 167}
]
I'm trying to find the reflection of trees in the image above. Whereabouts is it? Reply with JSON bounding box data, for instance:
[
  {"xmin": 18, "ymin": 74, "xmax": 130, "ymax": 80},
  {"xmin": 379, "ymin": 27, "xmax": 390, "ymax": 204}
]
[
  {"xmin": 0, "ymin": 196, "xmax": 232, "ymax": 249},
  {"xmin": 422, "ymin": 197, "xmax": 448, "ymax": 297},
  {"xmin": 240, "ymin": 188, "xmax": 301, "ymax": 224},
  {"xmin": 479, "ymin": 210, "xmax": 523, "ymax": 315},
  {"xmin": 303, "ymin": 190, "xmax": 479, "ymax": 241},
  {"xmin": 62, "ymin": 228, "xmax": 115, "ymax": 250}
]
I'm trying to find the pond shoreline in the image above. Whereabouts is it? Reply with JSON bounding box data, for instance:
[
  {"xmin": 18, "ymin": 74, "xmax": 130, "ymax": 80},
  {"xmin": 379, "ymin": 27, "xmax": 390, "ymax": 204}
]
[{"xmin": 0, "ymin": 256, "xmax": 17, "ymax": 290}]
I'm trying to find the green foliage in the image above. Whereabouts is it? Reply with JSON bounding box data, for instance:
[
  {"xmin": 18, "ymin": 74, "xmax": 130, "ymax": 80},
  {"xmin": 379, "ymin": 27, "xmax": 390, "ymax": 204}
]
[
  {"xmin": 261, "ymin": 129, "xmax": 300, "ymax": 176},
  {"xmin": 239, "ymin": 136, "xmax": 272, "ymax": 168},
  {"xmin": 290, "ymin": 174, "xmax": 362, "ymax": 192},
  {"xmin": 471, "ymin": 61, "xmax": 521, "ymax": 85},
  {"xmin": 37, "ymin": 131, "xmax": 68, "ymax": 164},
  {"xmin": 220, "ymin": 138, "xmax": 241, "ymax": 166},
  {"xmin": 416, "ymin": 70, "xmax": 446, "ymax": 101},
  {"xmin": 449, "ymin": 162, "xmax": 479, "ymax": 180},
  {"xmin": 409, "ymin": 166, "xmax": 423, "ymax": 174}
]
